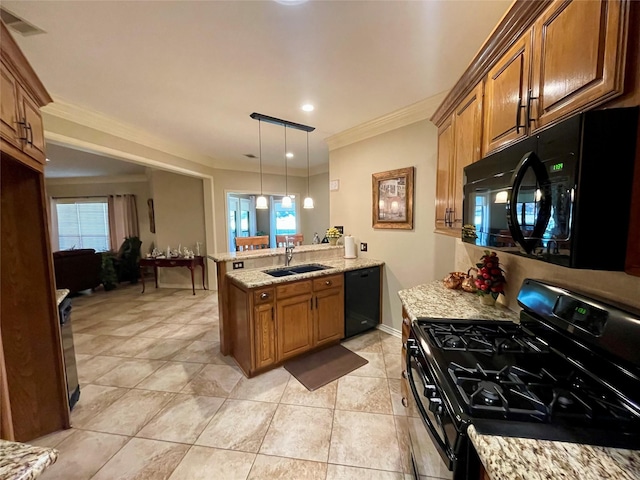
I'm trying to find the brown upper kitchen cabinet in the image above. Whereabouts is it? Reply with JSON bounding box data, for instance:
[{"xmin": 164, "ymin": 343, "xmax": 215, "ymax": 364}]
[
  {"xmin": 530, "ymin": 0, "xmax": 629, "ymax": 131},
  {"xmin": 1, "ymin": 20, "xmax": 70, "ymax": 442},
  {"xmin": 435, "ymin": 83, "xmax": 484, "ymax": 235},
  {"xmin": 483, "ymin": 29, "xmax": 532, "ymax": 154}
]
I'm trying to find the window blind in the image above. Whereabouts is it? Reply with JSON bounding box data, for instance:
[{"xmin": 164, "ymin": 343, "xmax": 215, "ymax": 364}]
[{"xmin": 55, "ymin": 198, "xmax": 110, "ymax": 251}]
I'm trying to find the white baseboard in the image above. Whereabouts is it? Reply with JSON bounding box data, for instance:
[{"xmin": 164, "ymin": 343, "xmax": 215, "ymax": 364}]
[{"xmin": 377, "ymin": 323, "xmax": 401, "ymax": 338}]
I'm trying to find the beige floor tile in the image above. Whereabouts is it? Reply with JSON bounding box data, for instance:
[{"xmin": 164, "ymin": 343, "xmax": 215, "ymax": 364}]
[
  {"xmin": 82, "ymin": 389, "xmax": 174, "ymax": 436},
  {"xmin": 342, "ymin": 331, "xmax": 383, "ymax": 353},
  {"xmin": 134, "ymin": 339, "xmax": 193, "ymax": 360},
  {"xmin": 248, "ymin": 455, "xmax": 327, "ymax": 480},
  {"xmin": 30, "ymin": 428, "xmax": 75, "ymax": 448},
  {"xmin": 74, "ymin": 335, "xmax": 124, "ymax": 355},
  {"xmin": 198, "ymin": 327, "xmax": 220, "ymax": 343},
  {"xmin": 394, "ymin": 415, "xmax": 413, "ymax": 474},
  {"xmin": 348, "ymin": 352, "xmax": 387, "ymax": 378},
  {"xmin": 326, "ymin": 464, "xmax": 405, "ymax": 480},
  {"xmin": 181, "ymin": 364, "xmax": 242, "ymax": 397},
  {"xmin": 229, "ymin": 367, "xmax": 290, "ymax": 403},
  {"xmin": 102, "ymin": 336, "xmax": 158, "ymax": 357},
  {"xmin": 79, "ymin": 321, "xmax": 127, "ymax": 336},
  {"xmin": 90, "ymin": 437, "xmax": 189, "ymax": 480},
  {"xmin": 135, "ymin": 361, "xmax": 204, "ymax": 392},
  {"xmin": 77, "ymin": 355, "xmax": 123, "ymax": 384},
  {"xmin": 168, "ymin": 446, "xmax": 255, "ymax": 480},
  {"xmin": 38, "ymin": 430, "xmax": 129, "ymax": 480},
  {"xmin": 170, "ymin": 340, "xmax": 233, "ymax": 364},
  {"xmin": 137, "ymin": 394, "xmax": 224, "ymax": 444},
  {"xmin": 158, "ymin": 311, "xmax": 198, "ymax": 324},
  {"xmin": 108, "ymin": 321, "xmax": 157, "ymax": 337},
  {"xmin": 388, "ymin": 379, "xmax": 408, "ymax": 416},
  {"xmin": 137, "ymin": 323, "xmax": 184, "ymax": 338},
  {"xmin": 280, "ymin": 376, "xmax": 337, "ymax": 409},
  {"xmin": 70, "ymin": 384, "xmax": 129, "ymax": 428},
  {"xmin": 93, "ymin": 358, "xmax": 166, "ymax": 388},
  {"xmin": 384, "ymin": 353, "xmax": 402, "ymax": 380},
  {"xmin": 166, "ymin": 323, "xmax": 212, "ymax": 341},
  {"xmin": 329, "ymin": 410, "xmax": 402, "ymax": 472},
  {"xmin": 336, "ymin": 376, "xmax": 392, "ymax": 414},
  {"xmin": 380, "ymin": 333, "xmax": 402, "ymax": 355},
  {"xmin": 196, "ymin": 399, "xmax": 277, "ymax": 453},
  {"xmin": 260, "ymin": 404, "xmax": 333, "ymax": 462}
]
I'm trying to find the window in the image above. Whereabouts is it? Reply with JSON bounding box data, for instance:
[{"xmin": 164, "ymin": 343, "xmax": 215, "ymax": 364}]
[{"xmin": 55, "ymin": 198, "xmax": 110, "ymax": 251}]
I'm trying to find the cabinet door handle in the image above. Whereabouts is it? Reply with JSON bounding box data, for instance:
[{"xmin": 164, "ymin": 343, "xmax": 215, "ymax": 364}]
[
  {"xmin": 27, "ymin": 122, "xmax": 33, "ymax": 146},
  {"xmin": 310, "ymin": 298, "xmax": 313, "ymax": 310},
  {"xmin": 260, "ymin": 292, "xmax": 269, "ymax": 299},
  {"xmin": 17, "ymin": 118, "xmax": 28, "ymax": 142},
  {"xmin": 325, "ymin": 280, "xmax": 331, "ymax": 286},
  {"xmin": 401, "ymin": 397, "xmax": 408, "ymax": 408},
  {"xmin": 516, "ymin": 98, "xmax": 526, "ymax": 134},
  {"xmin": 526, "ymin": 88, "xmax": 538, "ymax": 126},
  {"xmin": 402, "ymin": 369, "xmax": 408, "ymax": 379},
  {"xmin": 403, "ymin": 317, "xmax": 410, "ymax": 326}
]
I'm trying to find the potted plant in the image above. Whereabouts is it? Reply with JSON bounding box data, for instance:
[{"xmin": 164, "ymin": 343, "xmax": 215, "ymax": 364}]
[
  {"xmin": 326, "ymin": 227, "xmax": 342, "ymax": 246},
  {"xmin": 100, "ymin": 251, "xmax": 118, "ymax": 291},
  {"xmin": 474, "ymin": 250, "xmax": 506, "ymax": 306}
]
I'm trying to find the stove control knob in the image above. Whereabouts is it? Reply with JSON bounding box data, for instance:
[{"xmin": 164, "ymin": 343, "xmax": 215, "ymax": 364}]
[
  {"xmin": 428, "ymin": 398, "xmax": 443, "ymax": 415},
  {"xmin": 424, "ymin": 384, "xmax": 437, "ymax": 397}
]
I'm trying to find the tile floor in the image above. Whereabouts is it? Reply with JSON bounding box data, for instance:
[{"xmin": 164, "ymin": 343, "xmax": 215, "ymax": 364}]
[{"xmin": 32, "ymin": 283, "xmax": 449, "ymax": 480}]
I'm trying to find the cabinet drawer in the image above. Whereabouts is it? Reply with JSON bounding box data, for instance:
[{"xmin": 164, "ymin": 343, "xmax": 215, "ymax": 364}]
[
  {"xmin": 312, "ymin": 274, "xmax": 343, "ymax": 292},
  {"xmin": 276, "ymin": 280, "xmax": 312, "ymax": 299},
  {"xmin": 253, "ymin": 287, "xmax": 274, "ymax": 305}
]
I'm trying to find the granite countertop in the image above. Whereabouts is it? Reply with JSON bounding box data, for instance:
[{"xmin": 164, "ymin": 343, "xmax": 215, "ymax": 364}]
[
  {"xmin": 55, "ymin": 289, "xmax": 70, "ymax": 307},
  {"xmin": 225, "ymin": 257, "xmax": 384, "ymax": 289},
  {"xmin": 468, "ymin": 425, "xmax": 640, "ymax": 480},
  {"xmin": 398, "ymin": 280, "xmax": 519, "ymax": 322},
  {"xmin": 0, "ymin": 440, "xmax": 58, "ymax": 480},
  {"xmin": 208, "ymin": 243, "xmax": 343, "ymax": 262},
  {"xmin": 398, "ymin": 280, "xmax": 640, "ymax": 480}
]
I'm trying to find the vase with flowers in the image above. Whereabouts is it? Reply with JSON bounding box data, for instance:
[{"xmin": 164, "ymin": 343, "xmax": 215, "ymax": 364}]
[
  {"xmin": 326, "ymin": 227, "xmax": 342, "ymax": 246},
  {"xmin": 474, "ymin": 250, "xmax": 506, "ymax": 306}
]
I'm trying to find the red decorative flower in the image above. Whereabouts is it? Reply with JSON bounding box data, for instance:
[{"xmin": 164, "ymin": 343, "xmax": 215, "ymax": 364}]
[{"xmin": 475, "ymin": 250, "xmax": 506, "ymax": 300}]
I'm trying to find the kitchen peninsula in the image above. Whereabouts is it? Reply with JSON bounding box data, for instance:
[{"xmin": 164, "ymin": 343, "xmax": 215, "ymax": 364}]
[{"xmin": 209, "ymin": 244, "xmax": 383, "ymax": 377}]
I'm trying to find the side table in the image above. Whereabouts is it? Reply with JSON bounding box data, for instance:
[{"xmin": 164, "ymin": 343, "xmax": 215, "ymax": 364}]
[{"xmin": 139, "ymin": 256, "xmax": 207, "ymax": 295}]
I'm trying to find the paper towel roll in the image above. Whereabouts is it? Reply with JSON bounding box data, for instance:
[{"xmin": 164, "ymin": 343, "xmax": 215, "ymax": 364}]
[{"xmin": 344, "ymin": 235, "xmax": 357, "ymax": 259}]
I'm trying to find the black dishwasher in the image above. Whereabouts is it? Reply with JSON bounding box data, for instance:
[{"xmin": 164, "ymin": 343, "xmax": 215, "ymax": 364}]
[
  {"xmin": 344, "ymin": 266, "xmax": 380, "ymax": 338},
  {"xmin": 59, "ymin": 296, "xmax": 80, "ymax": 410}
]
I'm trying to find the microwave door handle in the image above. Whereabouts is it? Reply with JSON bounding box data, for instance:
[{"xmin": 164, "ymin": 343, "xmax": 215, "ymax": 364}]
[{"xmin": 507, "ymin": 151, "xmax": 551, "ymax": 254}]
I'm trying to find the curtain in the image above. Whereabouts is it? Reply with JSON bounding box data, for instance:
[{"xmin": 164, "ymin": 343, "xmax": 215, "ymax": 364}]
[{"xmin": 108, "ymin": 194, "xmax": 140, "ymax": 251}]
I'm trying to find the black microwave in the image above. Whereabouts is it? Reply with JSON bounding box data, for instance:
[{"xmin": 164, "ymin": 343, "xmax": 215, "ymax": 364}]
[{"xmin": 462, "ymin": 107, "xmax": 638, "ymax": 270}]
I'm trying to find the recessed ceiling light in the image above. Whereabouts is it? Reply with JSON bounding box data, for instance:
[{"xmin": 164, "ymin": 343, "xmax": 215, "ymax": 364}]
[
  {"xmin": 286, "ymin": 152, "xmax": 294, "ymax": 158},
  {"xmin": 301, "ymin": 104, "xmax": 314, "ymax": 112}
]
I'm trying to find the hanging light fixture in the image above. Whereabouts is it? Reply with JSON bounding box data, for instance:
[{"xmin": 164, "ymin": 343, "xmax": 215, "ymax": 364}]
[
  {"xmin": 303, "ymin": 131, "xmax": 314, "ymax": 209},
  {"xmin": 256, "ymin": 119, "xmax": 268, "ymax": 209},
  {"xmin": 281, "ymin": 125, "xmax": 292, "ymax": 208}
]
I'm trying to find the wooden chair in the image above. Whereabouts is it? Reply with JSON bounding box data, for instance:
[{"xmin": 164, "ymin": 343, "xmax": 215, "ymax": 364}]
[
  {"xmin": 275, "ymin": 234, "xmax": 304, "ymax": 247},
  {"xmin": 235, "ymin": 235, "xmax": 269, "ymax": 251}
]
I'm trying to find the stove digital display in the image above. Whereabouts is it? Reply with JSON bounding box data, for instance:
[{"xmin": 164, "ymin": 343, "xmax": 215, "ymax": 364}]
[{"xmin": 554, "ymin": 296, "xmax": 608, "ymax": 336}]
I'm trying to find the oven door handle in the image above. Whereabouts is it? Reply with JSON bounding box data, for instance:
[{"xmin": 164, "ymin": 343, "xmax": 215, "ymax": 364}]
[{"xmin": 405, "ymin": 346, "xmax": 455, "ymax": 464}]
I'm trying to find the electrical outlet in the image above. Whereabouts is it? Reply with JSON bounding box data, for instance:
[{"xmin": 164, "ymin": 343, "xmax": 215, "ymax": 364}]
[
  {"xmin": 232, "ymin": 261, "xmax": 244, "ymax": 269},
  {"xmin": 360, "ymin": 242, "xmax": 367, "ymax": 252}
]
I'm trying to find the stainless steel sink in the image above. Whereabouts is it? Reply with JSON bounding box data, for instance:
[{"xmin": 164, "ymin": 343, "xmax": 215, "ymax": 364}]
[{"xmin": 264, "ymin": 263, "xmax": 331, "ymax": 277}]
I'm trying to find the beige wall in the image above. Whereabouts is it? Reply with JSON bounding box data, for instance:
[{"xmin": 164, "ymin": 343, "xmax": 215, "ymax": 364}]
[
  {"xmin": 455, "ymin": 242, "xmax": 640, "ymax": 311},
  {"xmin": 211, "ymin": 169, "xmax": 329, "ymax": 254},
  {"xmin": 45, "ymin": 177, "xmax": 155, "ymax": 254},
  {"xmin": 302, "ymin": 172, "xmax": 330, "ymax": 244},
  {"xmin": 150, "ymin": 170, "xmax": 207, "ymax": 288},
  {"xmin": 329, "ymin": 119, "xmax": 456, "ymax": 332}
]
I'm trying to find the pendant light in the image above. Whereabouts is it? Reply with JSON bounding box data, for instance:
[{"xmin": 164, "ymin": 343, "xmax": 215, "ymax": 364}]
[
  {"xmin": 303, "ymin": 130, "xmax": 314, "ymax": 209},
  {"xmin": 256, "ymin": 119, "xmax": 268, "ymax": 209},
  {"xmin": 282, "ymin": 125, "xmax": 292, "ymax": 208}
]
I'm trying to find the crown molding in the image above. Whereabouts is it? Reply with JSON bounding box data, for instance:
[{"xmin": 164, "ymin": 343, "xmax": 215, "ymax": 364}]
[
  {"xmin": 45, "ymin": 174, "xmax": 149, "ymax": 185},
  {"xmin": 325, "ymin": 90, "xmax": 449, "ymax": 151},
  {"xmin": 42, "ymin": 97, "xmax": 219, "ymax": 168}
]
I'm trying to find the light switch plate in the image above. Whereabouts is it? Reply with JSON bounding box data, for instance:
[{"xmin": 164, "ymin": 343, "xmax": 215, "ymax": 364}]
[{"xmin": 329, "ymin": 179, "xmax": 339, "ymax": 191}]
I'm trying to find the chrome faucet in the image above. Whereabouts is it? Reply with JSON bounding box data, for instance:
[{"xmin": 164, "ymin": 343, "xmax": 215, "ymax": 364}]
[{"xmin": 284, "ymin": 235, "xmax": 295, "ymax": 266}]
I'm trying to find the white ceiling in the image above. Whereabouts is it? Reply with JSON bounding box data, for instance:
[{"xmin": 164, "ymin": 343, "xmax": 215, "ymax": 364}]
[{"xmin": 4, "ymin": 0, "xmax": 512, "ymax": 177}]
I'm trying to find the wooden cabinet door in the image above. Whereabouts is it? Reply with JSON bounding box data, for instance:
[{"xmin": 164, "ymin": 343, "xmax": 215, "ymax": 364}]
[
  {"xmin": 19, "ymin": 89, "xmax": 46, "ymax": 164},
  {"xmin": 435, "ymin": 116, "xmax": 454, "ymax": 232},
  {"xmin": 276, "ymin": 293, "xmax": 313, "ymax": 361},
  {"xmin": 451, "ymin": 83, "xmax": 484, "ymax": 227},
  {"xmin": 483, "ymin": 29, "xmax": 532, "ymax": 154},
  {"xmin": 0, "ymin": 62, "xmax": 21, "ymax": 150},
  {"xmin": 253, "ymin": 303, "xmax": 276, "ymax": 370},
  {"xmin": 530, "ymin": 0, "xmax": 628, "ymax": 131},
  {"xmin": 314, "ymin": 287, "xmax": 344, "ymax": 346}
]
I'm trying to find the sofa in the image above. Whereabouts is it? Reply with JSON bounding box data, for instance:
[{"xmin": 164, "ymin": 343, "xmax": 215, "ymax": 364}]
[{"xmin": 52, "ymin": 248, "xmax": 102, "ymax": 294}]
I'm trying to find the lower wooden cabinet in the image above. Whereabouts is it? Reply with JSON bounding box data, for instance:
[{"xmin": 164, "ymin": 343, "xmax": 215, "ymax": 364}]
[{"xmin": 229, "ymin": 273, "xmax": 345, "ymax": 377}]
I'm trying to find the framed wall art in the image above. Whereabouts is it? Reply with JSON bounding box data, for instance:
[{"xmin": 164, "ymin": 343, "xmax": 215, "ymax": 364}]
[{"xmin": 372, "ymin": 166, "xmax": 414, "ymax": 229}]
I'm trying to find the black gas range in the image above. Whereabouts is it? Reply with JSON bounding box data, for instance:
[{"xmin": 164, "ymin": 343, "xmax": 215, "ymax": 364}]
[{"xmin": 405, "ymin": 279, "xmax": 640, "ymax": 480}]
